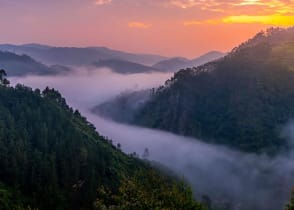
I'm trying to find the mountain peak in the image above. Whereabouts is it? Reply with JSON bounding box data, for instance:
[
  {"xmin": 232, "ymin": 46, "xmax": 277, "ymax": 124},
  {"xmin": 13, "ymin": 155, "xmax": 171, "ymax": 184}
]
[{"xmin": 153, "ymin": 51, "xmax": 225, "ymax": 72}]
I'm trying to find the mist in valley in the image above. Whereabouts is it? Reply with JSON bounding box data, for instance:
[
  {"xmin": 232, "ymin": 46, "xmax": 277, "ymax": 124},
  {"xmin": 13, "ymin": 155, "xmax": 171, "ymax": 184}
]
[
  {"xmin": 9, "ymin": 68, "xmax": 294, "ymax": 210},
  {"xmin": 10, "ymin": 67, "xmax": 172, "ymax": 109}
]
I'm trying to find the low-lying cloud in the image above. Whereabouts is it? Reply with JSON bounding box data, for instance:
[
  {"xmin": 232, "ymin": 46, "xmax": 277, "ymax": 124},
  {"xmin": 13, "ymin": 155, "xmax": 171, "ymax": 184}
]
[
  {"xmin": 10, "ymin": 67, "xmax": 172, "ymax": 109},
  {"xmin": 85, "ymin": 113, "xmax": 294, "ymax": 210},
  {"xmin": 9, "ymin": 68, "xmax": 294, "ymax": 210}
]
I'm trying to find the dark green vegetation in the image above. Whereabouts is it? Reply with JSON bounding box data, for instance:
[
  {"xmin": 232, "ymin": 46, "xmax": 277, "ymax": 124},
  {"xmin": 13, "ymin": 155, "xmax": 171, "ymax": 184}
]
[
  {"xmin": 134, "ymin": 27, "xmax": 294, "ymax": 154},
  {"xmin": 0, "ymin": 69, "xmax": 10, "ymax": 86},
  {"xmin": 0, "ymin": 51, "xmax": 69, "ymax": 76},
  {"xmin": 95, "ymin": 27, "xmax": 294, "ymax": 154},
  {"xmin": 95, "ymin": 170, "xmax": 206, "ymax": 210},
  {"xmin": 0, "ymin": 74, "xmax": 206, "ymax": 210},
  {"xmin": 286, "ymin": 190, "xmax": 294, "ymax": 210}
]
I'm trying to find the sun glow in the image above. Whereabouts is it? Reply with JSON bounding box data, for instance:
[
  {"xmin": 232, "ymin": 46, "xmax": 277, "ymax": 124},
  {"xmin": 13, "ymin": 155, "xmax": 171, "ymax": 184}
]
[{"xmin": 223, "ymin": 15, "xmax": 294, "ymax": 26}]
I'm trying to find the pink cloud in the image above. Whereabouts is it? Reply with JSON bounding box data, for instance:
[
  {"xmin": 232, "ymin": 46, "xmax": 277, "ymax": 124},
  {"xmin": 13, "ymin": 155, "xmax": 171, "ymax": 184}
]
[{"xmin": 95, "ymin": 0, "xmax": 112, "ymax": 5}]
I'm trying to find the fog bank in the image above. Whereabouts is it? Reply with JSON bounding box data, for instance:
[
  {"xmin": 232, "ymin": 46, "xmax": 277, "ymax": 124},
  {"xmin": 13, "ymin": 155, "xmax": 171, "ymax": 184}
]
[
  {"xmin": 10, "ymin": 68, "xmax": 294, "ymax": 210},
  {"xmin": 84, "ymin": 113, "xmax": 294, "ymax": 210},
  {"xmin": 10, "ymin": 68, "xmax": 172, "ymax": 109}
]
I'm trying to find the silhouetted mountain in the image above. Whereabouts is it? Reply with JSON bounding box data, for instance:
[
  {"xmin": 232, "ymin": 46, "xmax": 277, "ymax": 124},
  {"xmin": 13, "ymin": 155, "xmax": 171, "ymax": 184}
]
[
  {"xmin": 92, "ymin": 59, "xmax": 159, "ymax": 74},
  {"xmin": 21, "ymin": 43, "xmax": 52, "ymax": 50},
  {"xmin": 152, "ymin": 57, "xmax": 190, "ymax": 72},
  {"xmin": 0, "ymin": 51, "xmax": 68, "ymax": 76},
  {"xmin": 153, "ymin": 51, "xmax": 225, "ymax": 72},
  {"xmin": 0, "ymin": 44, "xmax": 167, "ymax": 66},
  {"xmin": 94, "ymin": 27, "xmax": 294, "ymax": 154},
  {"xmin": 0, "ymin": 82, "xmax": 205, "ymax": 210},
  {"xmin": 0, "ymin": 44, "xmax": 224, "ymax": 74},
  {"xmin": 190, "ymin": 51, "xmax": 226, "ymax": 67}
]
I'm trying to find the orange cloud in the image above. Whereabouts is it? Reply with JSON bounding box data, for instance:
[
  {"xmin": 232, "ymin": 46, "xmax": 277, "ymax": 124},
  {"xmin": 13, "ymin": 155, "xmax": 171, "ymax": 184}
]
[
  {"xmin": 234, "ymin": 0, "xmax": 266, "ymax": 6},
  {"xmin": 184, "ymin": 19, "xmax": 221, "ymax": 26},
  {"xmin": 223, "ymin": 15, "xmax": 294, "ymax": 26},
  {"xmin": 233, "ymin": 0, "xmax": 294, "ymax": 14},
  {"xmin": 128, "ymin": 22, "xmax": 152, "ymax": 29},
  {"xmin": 169, "ymin": 0, "xmax": 199, "ymax": 9},
  {"xmin": 167, "ymin": 0, "xmax": 294, "ymax": 15},
  {"xmin": 184, "ymin": 14, "xmax": 294, "ymax": 26}
]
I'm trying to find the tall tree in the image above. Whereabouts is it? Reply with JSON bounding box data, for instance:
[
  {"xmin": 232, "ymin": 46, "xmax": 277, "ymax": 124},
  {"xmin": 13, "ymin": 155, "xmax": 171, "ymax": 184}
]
[
  {"xmin": 286, "ymin": 190, "xmax": 294, "ymax": 210},
  {"xmin": 0, "ymin": 69, "xmax": 7, "ymax": 81},
  {"xmin": 0, "ymin": 69, "xmax": 9, "ymax": 86}
]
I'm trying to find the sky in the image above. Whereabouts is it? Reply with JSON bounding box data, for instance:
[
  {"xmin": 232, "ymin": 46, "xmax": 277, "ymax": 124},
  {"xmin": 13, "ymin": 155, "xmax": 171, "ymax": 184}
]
[{"xmin": 0, "ymin": 0, "xmax": 293, "ymax": 58}]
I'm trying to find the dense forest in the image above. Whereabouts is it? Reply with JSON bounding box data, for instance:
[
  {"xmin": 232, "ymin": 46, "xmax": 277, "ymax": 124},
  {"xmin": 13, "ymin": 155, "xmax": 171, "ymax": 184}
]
[
  {"xmin": 0, "ymin": 71, "xmax": 206, "ymax": 210},
  {"xmin": 129, "ymin": 27, "xmax": 294, "ymax": 154}
]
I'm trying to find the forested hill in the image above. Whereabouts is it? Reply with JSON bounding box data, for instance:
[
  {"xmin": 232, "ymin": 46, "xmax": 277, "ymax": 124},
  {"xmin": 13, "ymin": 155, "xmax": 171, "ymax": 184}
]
[
  {"xmin": 0, "ymin": 80, "xmax": 205, "ymax": 209},
  {"xmin": 132, "ymin": 27, "xmax": 294, "ymax": 154},
  {"xmin": 0, "ymin": 51, "xmax": 69, "ymax": 76}
]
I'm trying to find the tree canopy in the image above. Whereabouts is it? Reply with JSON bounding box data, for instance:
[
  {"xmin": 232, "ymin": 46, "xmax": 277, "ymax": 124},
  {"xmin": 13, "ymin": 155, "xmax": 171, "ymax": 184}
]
[{"xmin": 0, "ymin": 83, "xmax": 206, "ymax": 210}]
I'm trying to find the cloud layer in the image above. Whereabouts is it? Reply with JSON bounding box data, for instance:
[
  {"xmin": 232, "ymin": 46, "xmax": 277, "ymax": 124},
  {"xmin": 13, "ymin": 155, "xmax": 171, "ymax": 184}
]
[{"xmin": 95, "ymin": 0, "xmax": 294, "ymax": 16}]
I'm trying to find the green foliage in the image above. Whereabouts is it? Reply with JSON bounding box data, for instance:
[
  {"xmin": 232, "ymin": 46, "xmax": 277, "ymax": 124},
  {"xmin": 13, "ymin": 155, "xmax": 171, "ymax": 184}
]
[
  {"xmin": 286, "ymin": 190, "xmax": 294, "ymax": 210},
  {"xmin": 133, "ymin": 27, "xmax": 294, "ymax": 154},
  {"xmin": 0, "ymin": 84, "xmax": 205, "ymax": 210},
  {"xmin": 0, "ymin": 182, "xmax": 38, "ymax": 210},
  {"xmin": 95, "ymin": 169, "xmax": 207, "ymax": 210}
]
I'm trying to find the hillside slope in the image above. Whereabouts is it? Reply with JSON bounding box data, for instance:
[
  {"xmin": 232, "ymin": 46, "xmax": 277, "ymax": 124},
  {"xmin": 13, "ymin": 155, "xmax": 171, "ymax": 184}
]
[
  {"xmin": 96, "ymin": 27, "xmax": 294, "ymax": 154},
  {"xmin": 0, "ymin": 51, "xmax": 68, "ymax": 76},
  {"xmin": 135, "ymin": 27, "xmax": 294, "ymax": 153},
  {"xmin": 0, "ymin": 82, "xmax": 205, "ymax": 210}
]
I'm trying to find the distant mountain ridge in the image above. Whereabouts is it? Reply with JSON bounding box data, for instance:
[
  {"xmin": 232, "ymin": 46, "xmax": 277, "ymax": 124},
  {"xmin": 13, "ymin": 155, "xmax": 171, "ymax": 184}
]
[
  {"xmin": 0, "ymin": 44, "xmax": 225, "ymax": 73},
  {"xmin": 92, "ymin": 59, "xmax": 159, "ymax": 74},
  {"xmin": 0, "ymin": 44, "xmax": 168, "ymax": 66},
  {"xmin": 153, "ymin": 51, "xmax": 225, "ymax": 72},
  {"xmin": 0, "ymin": 51, "xmax": 69, "ymax": 76}
]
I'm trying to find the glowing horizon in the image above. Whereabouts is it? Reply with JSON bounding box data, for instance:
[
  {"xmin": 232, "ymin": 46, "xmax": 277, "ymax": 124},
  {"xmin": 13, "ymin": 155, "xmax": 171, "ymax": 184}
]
[{"xmin": 0, "ymin": 0, "xmax": 293, "ymax": 58}]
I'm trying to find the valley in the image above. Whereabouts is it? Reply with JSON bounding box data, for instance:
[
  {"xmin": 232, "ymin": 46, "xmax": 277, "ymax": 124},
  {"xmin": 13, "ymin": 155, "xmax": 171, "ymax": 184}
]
[
  {"xmin": 1, "ymin": 10, "xmax": 294, "ymax": 208},
  {"xmin": 9, "ymin": 60, "xmax": 294, "ymax": 210}
]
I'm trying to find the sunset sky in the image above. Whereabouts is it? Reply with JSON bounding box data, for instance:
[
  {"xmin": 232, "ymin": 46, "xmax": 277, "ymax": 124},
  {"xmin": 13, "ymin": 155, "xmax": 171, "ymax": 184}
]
[{"xmin": 0, "ymin": 0, "xmax": 293, "ymax": 58}]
